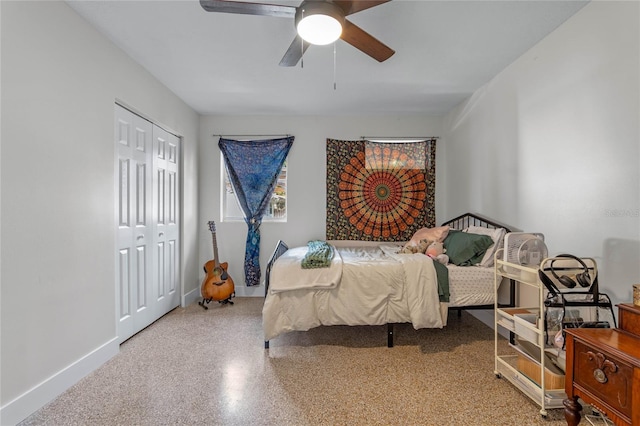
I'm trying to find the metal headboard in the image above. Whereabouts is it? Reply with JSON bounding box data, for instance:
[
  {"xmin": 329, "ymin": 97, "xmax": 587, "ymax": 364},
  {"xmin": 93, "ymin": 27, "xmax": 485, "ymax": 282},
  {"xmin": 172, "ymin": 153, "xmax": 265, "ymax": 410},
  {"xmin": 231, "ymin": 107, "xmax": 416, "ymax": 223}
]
[
  {"xmin": 441, "ymin": 212, "xmax": 511, "ymax": 232},
  {"xmin": 440, "ymin": 212, "xmax": 516, "ymax": 329}
]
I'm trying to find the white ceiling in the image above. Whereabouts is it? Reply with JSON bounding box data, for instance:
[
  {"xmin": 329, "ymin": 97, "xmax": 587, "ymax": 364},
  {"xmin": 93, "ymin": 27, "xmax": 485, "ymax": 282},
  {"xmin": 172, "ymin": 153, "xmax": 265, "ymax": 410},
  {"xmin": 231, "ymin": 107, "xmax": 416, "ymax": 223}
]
[{"xmin": 66, "ymin": 0, "xmax": 588, "ymax": 116}]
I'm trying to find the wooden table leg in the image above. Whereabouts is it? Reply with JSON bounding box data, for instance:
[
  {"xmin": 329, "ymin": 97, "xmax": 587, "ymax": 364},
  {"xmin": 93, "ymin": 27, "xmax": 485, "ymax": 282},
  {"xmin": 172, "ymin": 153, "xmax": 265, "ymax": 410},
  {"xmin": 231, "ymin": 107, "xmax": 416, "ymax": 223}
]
[{"xmin": 563, "ymin": 396, "xmax": 582, "ymax": 426}]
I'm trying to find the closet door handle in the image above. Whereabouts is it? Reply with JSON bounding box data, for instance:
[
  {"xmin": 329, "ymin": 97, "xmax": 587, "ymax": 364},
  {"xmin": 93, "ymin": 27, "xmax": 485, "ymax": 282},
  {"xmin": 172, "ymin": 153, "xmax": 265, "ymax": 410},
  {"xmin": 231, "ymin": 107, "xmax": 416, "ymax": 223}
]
[
  {"xmin": 136, "ymin": 235, "xmax": 144, "ymax": 240},
  {"xmin": 159, "ymin": 232, "xmax": 164, "ymax": 237}
]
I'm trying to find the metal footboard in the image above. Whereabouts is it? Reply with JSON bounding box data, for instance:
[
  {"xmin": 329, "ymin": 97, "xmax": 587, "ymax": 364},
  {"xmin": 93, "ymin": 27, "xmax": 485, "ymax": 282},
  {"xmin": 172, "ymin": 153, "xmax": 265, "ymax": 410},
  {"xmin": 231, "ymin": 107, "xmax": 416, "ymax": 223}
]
[{"xmin": 264, "ymin": 240, "xmax": 288, "ymax": 349}]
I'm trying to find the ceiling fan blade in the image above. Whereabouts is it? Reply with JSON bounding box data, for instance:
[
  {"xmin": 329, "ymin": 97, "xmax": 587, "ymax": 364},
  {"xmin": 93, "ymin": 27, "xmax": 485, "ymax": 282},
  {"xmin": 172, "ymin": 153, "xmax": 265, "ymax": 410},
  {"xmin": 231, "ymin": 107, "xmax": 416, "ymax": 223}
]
[
  {"xmin": 332, "ymin": 0, "xmax": 391, "ymax": 16},
  {"xmin": 340, "ymin": 19, "xmax": 395, "ymax": 63},
  {"xmin": 199, "ymin": 0, "xmax": 296, "ymax": 18},
  {"xmin": 279, "ymin": 35, "xmax": 310, "ymax": 67}
]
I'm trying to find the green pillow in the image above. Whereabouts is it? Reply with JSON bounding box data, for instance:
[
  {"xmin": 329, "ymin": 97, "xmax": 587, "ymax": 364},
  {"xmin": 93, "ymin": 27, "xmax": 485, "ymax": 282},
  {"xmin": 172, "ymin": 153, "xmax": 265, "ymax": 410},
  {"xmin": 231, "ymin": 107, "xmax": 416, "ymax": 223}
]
[{"xmin": 443, "ymin": 230, "xmax": 495, "ymax": 266}]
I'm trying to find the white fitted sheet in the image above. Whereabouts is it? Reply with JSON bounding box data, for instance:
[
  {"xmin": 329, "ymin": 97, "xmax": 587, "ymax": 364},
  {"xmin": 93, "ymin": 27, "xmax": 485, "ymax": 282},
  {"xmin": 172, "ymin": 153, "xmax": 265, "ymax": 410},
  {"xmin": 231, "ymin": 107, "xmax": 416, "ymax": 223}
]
[{"xmin": 447, "ymin": 264, "xmax": 496, "ymax": 307}]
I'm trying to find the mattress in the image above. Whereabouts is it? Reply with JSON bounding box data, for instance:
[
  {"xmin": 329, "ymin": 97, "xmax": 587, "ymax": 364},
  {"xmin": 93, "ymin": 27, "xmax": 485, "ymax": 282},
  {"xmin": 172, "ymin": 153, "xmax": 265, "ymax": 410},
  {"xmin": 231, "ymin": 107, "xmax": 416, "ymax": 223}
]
[{"xmin": 447, "ymin": 264, "xmax": 496, "ymax": 307}]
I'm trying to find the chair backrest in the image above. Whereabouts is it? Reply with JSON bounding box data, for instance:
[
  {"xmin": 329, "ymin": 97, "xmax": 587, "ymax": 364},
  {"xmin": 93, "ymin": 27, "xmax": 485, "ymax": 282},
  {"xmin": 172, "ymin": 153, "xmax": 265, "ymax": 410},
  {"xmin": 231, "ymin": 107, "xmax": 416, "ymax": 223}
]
[{"xmin": 265, "ymin": 240, "xmax": 288, "ymax": 296}]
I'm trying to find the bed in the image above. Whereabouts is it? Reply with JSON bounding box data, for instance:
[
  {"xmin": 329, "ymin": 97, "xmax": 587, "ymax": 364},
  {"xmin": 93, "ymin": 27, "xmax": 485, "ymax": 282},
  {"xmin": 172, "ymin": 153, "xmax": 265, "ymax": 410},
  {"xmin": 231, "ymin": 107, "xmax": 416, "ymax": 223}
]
[{"xmin": 263, "ymin": 213, "xmax": 514, "ymax": 348}]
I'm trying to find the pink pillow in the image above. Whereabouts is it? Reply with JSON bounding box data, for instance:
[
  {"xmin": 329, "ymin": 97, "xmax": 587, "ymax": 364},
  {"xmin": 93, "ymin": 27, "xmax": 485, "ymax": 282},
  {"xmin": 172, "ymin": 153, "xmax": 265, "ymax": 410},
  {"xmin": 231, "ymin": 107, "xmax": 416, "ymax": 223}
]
[{"xmin": 408, "ymin": 226, "xmax": 450, "ymax": 245}]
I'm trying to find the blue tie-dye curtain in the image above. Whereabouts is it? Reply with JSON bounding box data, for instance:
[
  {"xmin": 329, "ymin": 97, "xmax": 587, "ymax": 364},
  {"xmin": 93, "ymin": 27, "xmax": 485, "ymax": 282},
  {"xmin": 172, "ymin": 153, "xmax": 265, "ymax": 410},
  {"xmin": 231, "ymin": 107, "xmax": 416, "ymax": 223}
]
[{"xmin": 219, "ymin": 137, "xmax": 294, "ymax": 286}]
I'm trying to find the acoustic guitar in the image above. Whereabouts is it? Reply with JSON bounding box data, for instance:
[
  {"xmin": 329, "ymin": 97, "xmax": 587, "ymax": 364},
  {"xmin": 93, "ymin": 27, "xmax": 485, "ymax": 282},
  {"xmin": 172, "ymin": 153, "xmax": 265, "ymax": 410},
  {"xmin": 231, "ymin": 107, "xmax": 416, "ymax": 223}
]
[{"xmin": 199, "ymin": 221, "xmax": 235, "ymax": 309}]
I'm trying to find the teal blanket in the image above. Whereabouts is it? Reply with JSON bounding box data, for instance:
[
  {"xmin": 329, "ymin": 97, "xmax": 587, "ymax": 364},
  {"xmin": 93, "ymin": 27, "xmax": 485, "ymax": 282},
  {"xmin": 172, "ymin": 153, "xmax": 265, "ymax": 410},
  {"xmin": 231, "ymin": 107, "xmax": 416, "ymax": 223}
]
[
  {"xmin": 301, "ymin": 240, "xmax": 334, "ymax": 269},
  {"xmin": 432, "ymin": 261, "xmax": 450, "ymax": 303}
]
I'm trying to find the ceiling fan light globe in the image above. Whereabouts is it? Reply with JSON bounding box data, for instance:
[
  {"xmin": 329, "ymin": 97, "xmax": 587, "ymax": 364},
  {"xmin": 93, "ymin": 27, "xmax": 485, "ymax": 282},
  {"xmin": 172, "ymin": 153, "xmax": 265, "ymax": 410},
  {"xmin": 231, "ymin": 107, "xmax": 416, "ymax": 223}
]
[{"xmin": 297, "ymin": 14, "xmax": 342, "ymax": 45}]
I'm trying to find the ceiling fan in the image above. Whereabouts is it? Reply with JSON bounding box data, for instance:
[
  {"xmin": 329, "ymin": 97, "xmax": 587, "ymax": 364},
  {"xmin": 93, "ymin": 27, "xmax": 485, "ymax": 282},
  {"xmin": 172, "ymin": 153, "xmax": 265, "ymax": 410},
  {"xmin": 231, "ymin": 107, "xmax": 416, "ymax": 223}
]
[{"xmin": 199, "ymin": 0, "xmax": 395, "ymax": 66}]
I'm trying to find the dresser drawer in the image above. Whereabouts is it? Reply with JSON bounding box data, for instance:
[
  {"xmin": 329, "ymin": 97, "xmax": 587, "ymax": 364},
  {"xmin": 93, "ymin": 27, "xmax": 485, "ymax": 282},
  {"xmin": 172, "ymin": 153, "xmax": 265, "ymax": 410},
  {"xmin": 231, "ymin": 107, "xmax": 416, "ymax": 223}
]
[
  {"xmin": 618, "ymin": 303, "xmax": 640, "ymax": 337},
  {"xmin": 573, "ymin": 340, "xmax": 634, "ymax": 418}
]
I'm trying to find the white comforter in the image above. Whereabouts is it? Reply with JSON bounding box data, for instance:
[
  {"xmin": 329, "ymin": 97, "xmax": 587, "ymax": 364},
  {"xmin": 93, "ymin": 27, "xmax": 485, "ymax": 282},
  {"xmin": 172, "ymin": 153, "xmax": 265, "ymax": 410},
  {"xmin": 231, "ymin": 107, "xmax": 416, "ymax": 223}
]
[
  {"xmin": 263, "ymin": 244, "xmax": 448, "ymax": 341},
  {"xmin": 268, "ymin": 246, "xmax": 343, "ymax": 292}
]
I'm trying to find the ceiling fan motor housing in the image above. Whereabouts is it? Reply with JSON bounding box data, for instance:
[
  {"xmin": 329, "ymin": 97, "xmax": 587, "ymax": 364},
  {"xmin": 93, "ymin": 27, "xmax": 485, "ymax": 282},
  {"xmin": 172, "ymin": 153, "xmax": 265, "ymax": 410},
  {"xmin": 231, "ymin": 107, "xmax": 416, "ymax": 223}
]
[{"xmin": 295, "ymin": 1, "xmax": 345, "ymax": 45}]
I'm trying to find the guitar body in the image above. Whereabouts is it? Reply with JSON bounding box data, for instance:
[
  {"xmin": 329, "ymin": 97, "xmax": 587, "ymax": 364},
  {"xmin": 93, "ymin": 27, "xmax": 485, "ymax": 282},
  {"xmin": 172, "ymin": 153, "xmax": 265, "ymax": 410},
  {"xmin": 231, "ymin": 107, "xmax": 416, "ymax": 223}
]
[
  {"xmin": 199, "ymin": 220, "xmax": 235, "ymax": 309},
  {"xmin": 201, "ymin": 260, "xmax": 235, "ymax": 302}
]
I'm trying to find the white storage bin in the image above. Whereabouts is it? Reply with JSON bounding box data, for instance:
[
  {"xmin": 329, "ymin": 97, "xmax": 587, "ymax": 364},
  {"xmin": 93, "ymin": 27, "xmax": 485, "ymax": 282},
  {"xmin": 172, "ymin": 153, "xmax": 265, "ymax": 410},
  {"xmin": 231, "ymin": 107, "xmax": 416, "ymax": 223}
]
[
  {"xmin": 498, "ymin": 308, "xmax": 537, "ymax": 329},
  {"xmin": 514, "ymin": 313, "xmax": 539, "ymax": 344}
]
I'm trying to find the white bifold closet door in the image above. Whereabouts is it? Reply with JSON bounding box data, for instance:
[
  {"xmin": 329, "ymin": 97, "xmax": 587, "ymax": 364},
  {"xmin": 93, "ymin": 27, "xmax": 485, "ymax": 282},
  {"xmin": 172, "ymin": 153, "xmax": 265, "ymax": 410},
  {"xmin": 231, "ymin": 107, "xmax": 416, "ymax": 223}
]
[{"xmin": 115, "ymin": 105, "xmax": 180, "ymax": 343}]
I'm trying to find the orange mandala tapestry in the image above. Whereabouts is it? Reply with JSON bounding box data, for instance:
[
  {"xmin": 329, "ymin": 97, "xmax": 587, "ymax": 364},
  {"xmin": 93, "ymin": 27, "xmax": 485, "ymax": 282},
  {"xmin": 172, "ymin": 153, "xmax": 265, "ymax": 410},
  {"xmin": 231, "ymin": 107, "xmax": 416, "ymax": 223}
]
[{"xmin": 326, "ymin": 139, "xmax": 436, "ymax": 241}]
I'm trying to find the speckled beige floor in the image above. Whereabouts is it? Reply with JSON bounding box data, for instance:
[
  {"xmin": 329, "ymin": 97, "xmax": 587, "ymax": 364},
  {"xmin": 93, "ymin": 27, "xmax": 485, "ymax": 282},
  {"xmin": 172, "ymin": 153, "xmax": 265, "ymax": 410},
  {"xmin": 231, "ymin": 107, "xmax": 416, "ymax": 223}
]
[{"xmin": 19, "ymin": 298, "xmax": 598, "ymax": 426}]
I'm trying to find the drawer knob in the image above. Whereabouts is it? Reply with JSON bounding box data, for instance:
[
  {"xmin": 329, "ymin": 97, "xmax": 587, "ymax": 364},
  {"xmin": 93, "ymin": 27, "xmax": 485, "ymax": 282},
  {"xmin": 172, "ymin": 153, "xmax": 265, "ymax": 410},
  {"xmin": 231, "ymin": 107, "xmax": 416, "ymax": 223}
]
[
  {"xmin": 587, "ymin": 351, "xmax": 618, "ymax": 384},
  {"xmin": 593, "ymin": 368, "xmax": 607, "ymax": 384}
]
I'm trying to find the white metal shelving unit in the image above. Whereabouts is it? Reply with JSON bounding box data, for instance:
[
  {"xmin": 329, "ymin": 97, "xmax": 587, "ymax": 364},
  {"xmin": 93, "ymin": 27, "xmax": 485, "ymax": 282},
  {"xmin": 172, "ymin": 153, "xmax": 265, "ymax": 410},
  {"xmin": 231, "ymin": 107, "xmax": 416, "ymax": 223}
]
[{"xmin": 494, "ymin": 249, "xmax": 566, "ymax": 418}]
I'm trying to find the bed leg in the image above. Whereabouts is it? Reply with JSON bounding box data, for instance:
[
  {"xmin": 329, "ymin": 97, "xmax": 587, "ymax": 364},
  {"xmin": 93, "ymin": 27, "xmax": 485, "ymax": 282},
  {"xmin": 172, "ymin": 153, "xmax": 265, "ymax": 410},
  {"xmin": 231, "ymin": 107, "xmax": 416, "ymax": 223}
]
[
  {"xmin": 509, "ymin": 279, "xmax": 516, "ymax": 307},
  {"xmin": 264, "ymin": 340, "xmax": 269, "ymax": 349},
  {"xmin": 509, "ymin": 278, "xmax": 516, "ymax": 345},
  {"xmin": 387, "ymin": 323, "xmax": 394, "ymax": 348}
]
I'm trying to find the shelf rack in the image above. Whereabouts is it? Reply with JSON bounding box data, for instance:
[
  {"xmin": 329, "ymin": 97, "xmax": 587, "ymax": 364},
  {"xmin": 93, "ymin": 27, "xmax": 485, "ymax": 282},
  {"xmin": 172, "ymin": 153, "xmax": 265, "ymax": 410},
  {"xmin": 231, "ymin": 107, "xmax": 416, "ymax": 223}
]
[{"xmin": 494, "ymin": 249, "xmax": 566, "ymax": 418}]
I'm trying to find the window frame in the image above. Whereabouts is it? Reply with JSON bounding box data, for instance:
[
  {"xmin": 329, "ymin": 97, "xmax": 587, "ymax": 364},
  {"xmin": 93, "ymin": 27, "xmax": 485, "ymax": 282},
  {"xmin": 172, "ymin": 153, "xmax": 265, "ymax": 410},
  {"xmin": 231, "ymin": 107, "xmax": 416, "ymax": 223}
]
[{"xmin": 220, "ymin": 155, "xmax": 288, "ymax": 223}]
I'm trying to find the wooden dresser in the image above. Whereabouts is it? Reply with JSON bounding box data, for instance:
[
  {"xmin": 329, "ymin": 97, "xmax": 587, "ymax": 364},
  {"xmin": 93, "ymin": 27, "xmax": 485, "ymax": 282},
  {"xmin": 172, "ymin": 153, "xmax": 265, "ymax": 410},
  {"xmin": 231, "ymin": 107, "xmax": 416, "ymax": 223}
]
[{"xmin": 563, "ymin": 303, "xmax": 640, "ymax": 426}]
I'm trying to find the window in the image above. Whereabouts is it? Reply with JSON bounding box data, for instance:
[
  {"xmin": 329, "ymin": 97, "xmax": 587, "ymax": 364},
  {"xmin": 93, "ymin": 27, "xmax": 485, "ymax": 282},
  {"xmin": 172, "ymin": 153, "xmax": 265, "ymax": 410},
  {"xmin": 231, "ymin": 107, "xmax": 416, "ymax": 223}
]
[{"xmin": 221, "ymin": 157, "xmax": 287, "ymax": 222}]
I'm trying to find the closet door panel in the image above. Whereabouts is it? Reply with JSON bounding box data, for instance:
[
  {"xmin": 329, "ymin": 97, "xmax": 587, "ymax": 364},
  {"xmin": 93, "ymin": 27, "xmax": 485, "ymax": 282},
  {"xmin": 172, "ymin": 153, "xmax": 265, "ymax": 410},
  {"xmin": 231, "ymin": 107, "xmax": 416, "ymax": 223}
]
[
  {"xmin": 152, "ymin": 126, "xmax": 180, "ymax": 315},
  {"xmin": 116, "ymin": 105, "xmax": 167, "ymax": 343},
  {"xmin": 118, "ymin": 248, "xmax": 131, "ymax": 320}
]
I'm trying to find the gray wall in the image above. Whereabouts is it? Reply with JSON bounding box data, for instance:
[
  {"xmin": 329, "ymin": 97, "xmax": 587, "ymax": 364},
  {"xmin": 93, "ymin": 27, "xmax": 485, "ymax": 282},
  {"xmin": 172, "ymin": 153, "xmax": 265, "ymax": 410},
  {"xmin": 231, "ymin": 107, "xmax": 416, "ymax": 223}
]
[
  {"xmin": 441, "ymin": 1, "xmax": 640, "ymax": 307},
  {"xmin": 1, "ymin": 2, "xmax": 200, "ymax": 424}
]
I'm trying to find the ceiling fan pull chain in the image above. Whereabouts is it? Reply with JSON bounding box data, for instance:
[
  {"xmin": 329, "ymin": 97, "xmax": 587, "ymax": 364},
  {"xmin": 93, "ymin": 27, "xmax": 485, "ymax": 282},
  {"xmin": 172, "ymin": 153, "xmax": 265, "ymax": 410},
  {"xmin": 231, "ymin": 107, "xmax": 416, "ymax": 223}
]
[
  {"xmin": 300, "ymin": 10, "xmax": 304, "ymax": 69},
  {"xmin": 333, "ymin": 41, "xmax": 337, "ymax": 90}
]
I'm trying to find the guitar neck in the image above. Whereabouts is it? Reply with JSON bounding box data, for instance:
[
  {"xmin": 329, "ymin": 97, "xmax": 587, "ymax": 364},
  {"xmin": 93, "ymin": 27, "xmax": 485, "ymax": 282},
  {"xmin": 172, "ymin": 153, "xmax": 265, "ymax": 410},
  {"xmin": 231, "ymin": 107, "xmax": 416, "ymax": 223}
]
[{"xmin": 211, "ymin": 231, "xmax": 221, "ymax": 268}]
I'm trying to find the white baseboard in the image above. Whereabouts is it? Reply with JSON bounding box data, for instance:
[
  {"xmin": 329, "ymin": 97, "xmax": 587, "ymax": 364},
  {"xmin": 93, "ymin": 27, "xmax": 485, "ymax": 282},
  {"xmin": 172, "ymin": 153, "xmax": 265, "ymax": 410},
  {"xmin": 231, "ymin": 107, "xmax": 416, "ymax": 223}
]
[
  {"xmin": 235, "ymin": 285, "xmax": 264, "ymax": 297},
  {"xmin": 0, "ymin": 338, "xmax": 119, "ymax": 426},
  {"xmin": 183, "ymin": 286, "xmax": 201, "ymax": 306},
  {"xmin": 185, "ymin": 283, "xmax": 264, "ymax": 304}
]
